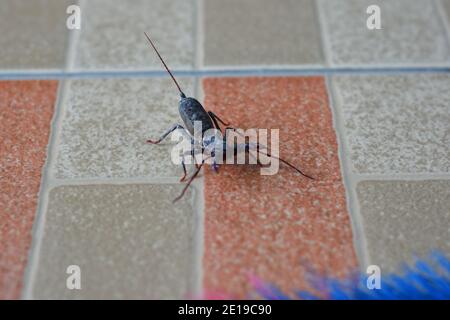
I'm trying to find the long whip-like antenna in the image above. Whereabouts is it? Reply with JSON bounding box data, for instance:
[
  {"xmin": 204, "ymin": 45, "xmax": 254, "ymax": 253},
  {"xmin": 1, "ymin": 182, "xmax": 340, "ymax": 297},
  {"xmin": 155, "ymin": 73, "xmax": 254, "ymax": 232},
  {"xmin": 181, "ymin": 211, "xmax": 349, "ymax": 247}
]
[
  {"xmin": 144, "ymin": 32, "xmax": 185, "ymax": 97},
  {"xmin": 257, "ymin": 149, "xmax": 314, "ymax": 180}
]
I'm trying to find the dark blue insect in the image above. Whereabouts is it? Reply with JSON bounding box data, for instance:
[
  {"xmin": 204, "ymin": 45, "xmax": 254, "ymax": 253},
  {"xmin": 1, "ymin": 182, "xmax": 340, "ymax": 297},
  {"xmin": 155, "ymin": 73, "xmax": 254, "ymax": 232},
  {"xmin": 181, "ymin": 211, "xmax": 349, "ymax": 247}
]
[{"xmin": 144, "ymin": 32, "xmax": 313, "ymax": 202}]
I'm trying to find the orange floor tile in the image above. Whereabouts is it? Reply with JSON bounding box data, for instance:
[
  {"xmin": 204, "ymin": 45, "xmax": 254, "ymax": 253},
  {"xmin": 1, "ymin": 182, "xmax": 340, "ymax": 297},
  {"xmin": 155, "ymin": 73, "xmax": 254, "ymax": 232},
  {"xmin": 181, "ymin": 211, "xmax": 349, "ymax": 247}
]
[
  {"xmin": 0, "ymin": 80, "xmax": 57, "ymax": 299},
  {"xmin": 202, "ymin": 77, "xmax": 357, "ymax": 297}
]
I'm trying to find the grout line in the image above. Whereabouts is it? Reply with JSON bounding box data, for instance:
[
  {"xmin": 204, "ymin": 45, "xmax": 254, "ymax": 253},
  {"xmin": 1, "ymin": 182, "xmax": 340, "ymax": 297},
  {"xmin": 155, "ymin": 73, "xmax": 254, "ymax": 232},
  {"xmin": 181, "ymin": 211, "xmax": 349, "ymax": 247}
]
[
  {"xmin": 315, "ymin": 0, "xmax": 332, "ymax": 68},
  {"xmin": 352, "ymin": 173, "xmax": 450, "ymax": 181},
  {"xmin": 325, "ymin": 68, "xmax": 450, "ymax": 274},
  {"xmin": 325, "ymin": 75, "xmax": 370, "ymax": 272},
  {"xmin": 35, "ymin": 171, "xmax": 450, "ymax": 190},
  {"xmin": 193, "ymin": 0, "xmax": 205, "ymax": 293},
  {"xmin": 45, "ymin": 177, "xmax": 187, "ymax": 187},
  {"xmin": 434, "ymin": 0, "xmax": 450, "ymax": 65},
  {"xmin": 191, "ymin": 177, "xmax": 205, "ymax": 297},
  {"xmin": 193, "ymin": 74, "xmax": 206, "ymax": 297},
  {"xmin": 0, "ymin": 66, "xmax": 450, "ymax": 80},
  {"xmin": 20, "ymin": 0, "xmax": 84, "ymax": 294},
  {"xmin": 196, "ymin": 0, "xmax": 205, "ymax": 71},
  {"xmin": 192, "ymin": 0, "xmax": 197, "ymax": 72},
  {"xmin": 194, "ymin": 0, "xmax": 201, "ymax": 71},
  {"xmin": 21, "ymin": 79, "xmax": 68, "ymax": 299},
  {"xmin": 65, "ymin": 0, "xmax": 83, "ymax": 72}
]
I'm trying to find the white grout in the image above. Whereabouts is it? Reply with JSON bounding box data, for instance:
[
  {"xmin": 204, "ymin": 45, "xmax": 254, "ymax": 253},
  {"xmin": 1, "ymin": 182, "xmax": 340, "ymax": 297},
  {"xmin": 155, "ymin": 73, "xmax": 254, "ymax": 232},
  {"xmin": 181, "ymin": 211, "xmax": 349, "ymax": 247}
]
[
  {"xmin": 315, "ymin": 0, "xmax": 332, "ymax": 68},
  {"xmin": 22, "ymin": 2, "xmax": 81, "ymax": 297},
  {"xmin": 21, "ymin": 78, "xmax": 69, "ymax": 299},
  {"xmin": 195, "ymin": 0, "xmax": 204, "ymax": 72},
  {"xmin": 324, "ymin": 74, "xmax": 450, "ymax": 274},
  {"xmin": 1, "ymin": 66, "xmax": 449, "ymax": 80},
  {"xmin": 65, "ymin": 0, "xmax": 83, "ymax": 72},
  {"xmin": 325, "ymin": 75, "xmax": 371, "ymax": 272},
  {"xmin": 193, "ymin": 0, "xmax": 205, "ymax": 295},
  {"xmin": 191, "ymin": 177, "xmax": 205, "ymax": 297},
  {"xmin": 434, "ymin": 0, "xmax": 450, "ymax": 67},
  {"xmin": 352, "ymin": 173, "xmax": 450, "ymax": 181}
]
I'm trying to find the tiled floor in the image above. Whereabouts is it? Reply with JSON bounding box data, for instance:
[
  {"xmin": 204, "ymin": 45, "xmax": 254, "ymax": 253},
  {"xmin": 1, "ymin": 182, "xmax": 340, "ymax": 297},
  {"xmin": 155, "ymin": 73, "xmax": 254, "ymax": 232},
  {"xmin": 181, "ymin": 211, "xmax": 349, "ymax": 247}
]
[
  {"xmin": 319, "ymin": 0, "xmax": 450, "ymax": 66},
  {"xmin": 54, "ymin": 78, "xmax": 195, "ymax": 179},
  {"xmin": 0, "ymin": 81, "xmax": 58, "ymax": 299},
  {"xmin": 331, "ymin": 74, "xmax": 450, "ymax": 174},
  {"xmin": 0, "ymin": 0, "xmax": 449, "ymax": 299},
  {"xmin": 32, "ymin": 184, "xmax": 197, "ymax": 299},
  {"xmin": 0, "ymin": 1, "xmax": 71, "ymax": 70},
  {"xmin": 72, "ymin": 0, "xmax": 195, "ymax": 71},
  {"xmin": 202, "ymin": 77, "xmax": 357, "ymax": 297},
  {"xmin": 203, "ymin": 0, "xmax": 324, "ymax": 67},
  {"xmin": 356, "ymin": 180, "xmax": 450, "ymax": 273}
]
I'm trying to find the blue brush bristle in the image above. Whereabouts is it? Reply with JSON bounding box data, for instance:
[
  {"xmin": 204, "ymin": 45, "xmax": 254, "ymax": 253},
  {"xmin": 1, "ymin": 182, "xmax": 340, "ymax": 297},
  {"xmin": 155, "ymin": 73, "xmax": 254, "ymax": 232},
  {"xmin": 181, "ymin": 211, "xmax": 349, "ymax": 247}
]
[{"xmin": 252, "ymin": 251, "xmax": 450, "ymax": 300}]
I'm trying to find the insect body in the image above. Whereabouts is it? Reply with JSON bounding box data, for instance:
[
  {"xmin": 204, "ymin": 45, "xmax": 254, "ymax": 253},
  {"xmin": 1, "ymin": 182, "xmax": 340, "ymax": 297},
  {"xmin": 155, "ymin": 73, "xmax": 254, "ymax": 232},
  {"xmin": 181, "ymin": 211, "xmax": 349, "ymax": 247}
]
[{"xmin": 144, "ymin": 32, "xmax": 313, "ymax": 202}]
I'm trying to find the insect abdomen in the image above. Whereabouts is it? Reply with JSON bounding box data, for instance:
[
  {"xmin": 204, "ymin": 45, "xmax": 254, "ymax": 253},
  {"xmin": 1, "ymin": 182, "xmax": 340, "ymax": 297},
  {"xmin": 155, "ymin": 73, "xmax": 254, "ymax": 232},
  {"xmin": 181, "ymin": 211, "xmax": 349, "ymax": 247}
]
[{"xmin": 179, "ymin": 97, "xmax": 214, "ymax": 135}]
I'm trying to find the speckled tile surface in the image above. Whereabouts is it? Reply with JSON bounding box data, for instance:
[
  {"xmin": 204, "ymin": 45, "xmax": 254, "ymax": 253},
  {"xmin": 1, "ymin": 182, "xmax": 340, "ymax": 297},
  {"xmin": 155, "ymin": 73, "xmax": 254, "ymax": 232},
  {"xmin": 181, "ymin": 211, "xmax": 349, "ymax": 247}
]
[
  {"xmin": 202, "ymin": 77, "xmax": 357, "ymax": 297},
  {"xmin": 203, "ymin": 0, "xmax": 324, "ymax": 67},
  {"xmin": 357, "ymin": 180, "xmax": 450, "ymax": 273},
  {"xmin": 318, "ymin": 0, "xmax": 450, "ymax": 66},
  {"xmin": 31, "ymin": 184, "xmax": 197, "ymax": 299},
  {"xmin": 332, "ymin": 74, "xmax": 450, "ymax": 174},
  {"xmin": 53, "ymin": 78, "xmax": 194, "ymax": 179},
  {"xmin": 72, "ymin": 0, "xmax": 195, "ymax": 70},
  {"xmin": 0, "ymin": 80, "xmax": 57, "ymax": 299},
  {"xmin": 0, "ymin": 0, "xmax": 71, "ymax": 70}
]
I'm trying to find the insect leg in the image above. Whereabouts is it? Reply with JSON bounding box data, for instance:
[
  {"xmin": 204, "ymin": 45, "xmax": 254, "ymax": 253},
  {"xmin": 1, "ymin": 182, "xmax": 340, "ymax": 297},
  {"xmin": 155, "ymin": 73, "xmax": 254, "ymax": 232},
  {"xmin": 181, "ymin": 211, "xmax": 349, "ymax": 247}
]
[
  {"xmin": 208, "ymin": 111, "xmax": 230, "ymax": 127},
  {"xmin": 179, "ymin": 159, "xmax": 188, "ymax": 182},
  {"xmin": 211, "ymin": 154, "xmax": 220, "ymax": 173},
  {"xmin": 208, "ymin": 111, "xmax": 222, "ymax": 131},
  {"xmin": 178, "ymin": 139, "xmax": 202, "ymax": 181},
  {"xmin": 173, "ymin": 157, "xmax": 210, "ymax": 203},
  {"xmin": 147, "ymin": 124, "xmax": 189, "ymax": 144}
]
